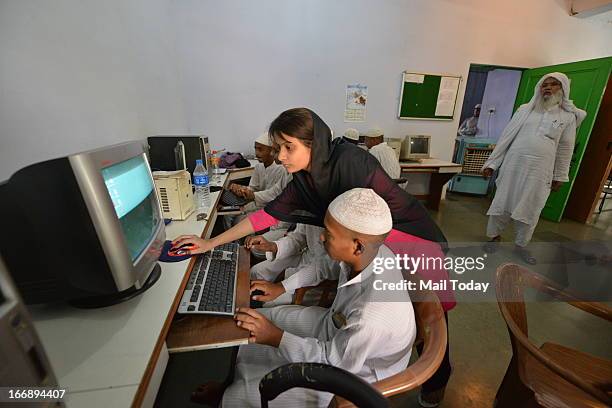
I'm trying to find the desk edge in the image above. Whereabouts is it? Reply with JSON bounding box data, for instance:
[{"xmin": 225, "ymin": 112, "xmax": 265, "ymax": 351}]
[{"xmin": 131, "ymin": 176, "xmax": 227, "ymax": 407}]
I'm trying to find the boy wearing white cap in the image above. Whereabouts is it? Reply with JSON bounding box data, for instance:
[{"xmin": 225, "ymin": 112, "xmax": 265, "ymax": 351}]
[
  {"xmin": 244, "ymin": 223, "xmax": 339, "ymax": 307},
  {"xmin": 341, "ymin": 128, "xmax": 360, "ymax": 145},
  {"xmin": 365, "ymin": 128, "xmax": 401, "ymax": 179},
  {"xmin": 224, "ymin": 133, "xmax": 291, "ymax": 229},
  {"xmin": 192, "ymin": 188, "xmax": 416, "ymax": 407}
]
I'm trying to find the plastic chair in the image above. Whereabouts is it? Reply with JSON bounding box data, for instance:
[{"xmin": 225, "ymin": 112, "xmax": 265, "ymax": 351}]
[
  {"xmin": 495, "ymin": 263, "xmax": 612, "ymax": 407},
  {"xmin": 259, "ymin": 363, "xmax": 389, "ymax": 408}
]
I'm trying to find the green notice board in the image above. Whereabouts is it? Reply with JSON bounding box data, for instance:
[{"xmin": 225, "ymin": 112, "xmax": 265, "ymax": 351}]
[{"xmin": 398, "ymin": 72, "xmax": 461, "ymax": 120}]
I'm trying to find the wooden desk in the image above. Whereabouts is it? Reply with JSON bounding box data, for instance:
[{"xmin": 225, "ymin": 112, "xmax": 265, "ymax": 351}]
[
  {"xmin": 132, "ymin": 174, "xmax": 250, "ymax": 406},
  {"xmin": 400, "ymin": 159, "xmax": 462, "ymax": 211},
  {"xmin": 226, "ymin": 159, "xmax": 257, "ymax": 182}
]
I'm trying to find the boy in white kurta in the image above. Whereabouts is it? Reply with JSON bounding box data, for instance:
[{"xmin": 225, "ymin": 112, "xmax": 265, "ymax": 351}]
[
  {"xmin": 191, "ymin": 189, "xmax": 416, "ymax": 407},
  {"xmin": 224, "ymin": 133, "xmax": 291, "ymax": 230},
  {"xmin": 245, "ymin": 223, "xmax": 338, "ymax": 306},
  {"xmin": 482, "ymin": 73, "xmax": 586, "ymax": 264},
  {"xmin": 364, "ymin": 128, "xmax": 401, "ymax": 180}
]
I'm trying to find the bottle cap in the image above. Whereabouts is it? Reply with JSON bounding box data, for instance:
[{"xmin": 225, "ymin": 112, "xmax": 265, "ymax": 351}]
[{"xmin": 196, "ymin": 159, "xmax": 203, "ymax": 165}]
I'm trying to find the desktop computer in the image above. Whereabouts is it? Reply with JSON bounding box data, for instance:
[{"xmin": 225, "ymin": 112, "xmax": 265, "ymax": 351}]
[
  {"xmin": 0, "ymin": 141, "xmax": 165, "ymax": 307},
  {"xmin": 147, "ymin": 135, "xmax": 212, "ymax": 176},
  {"xmin": 400, "ymin": 135, "xmax": 431, "ymax": 161}
]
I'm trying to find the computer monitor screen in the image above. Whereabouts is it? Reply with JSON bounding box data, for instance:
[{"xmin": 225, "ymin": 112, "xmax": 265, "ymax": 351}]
[
  {"xmin": 410, "ymin": 137, "xmax": 430, "ymax": 155},
  {"xmin": 101, "ymin": 155, "xmax": 161, "ymax": 262}
]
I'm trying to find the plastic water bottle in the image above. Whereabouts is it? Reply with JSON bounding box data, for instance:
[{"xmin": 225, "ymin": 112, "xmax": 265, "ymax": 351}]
[{"xmin": 193, "ymin": 159, "xmax": 211, "ymax": 211}]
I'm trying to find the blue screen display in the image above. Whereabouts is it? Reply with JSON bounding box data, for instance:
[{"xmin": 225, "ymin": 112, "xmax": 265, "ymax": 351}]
[{"xmin": 101, "ymin": 155, "xmax": 160, "ymax": 261}]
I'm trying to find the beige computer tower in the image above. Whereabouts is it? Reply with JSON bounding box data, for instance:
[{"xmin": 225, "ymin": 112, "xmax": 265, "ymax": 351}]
[
  {"xmin": 385, "ymin": 138, "xmax": 402, "ymax": 160},
  {"xmin": 153, "ymin": 170, "xmax": 195, "ymax": 220}
]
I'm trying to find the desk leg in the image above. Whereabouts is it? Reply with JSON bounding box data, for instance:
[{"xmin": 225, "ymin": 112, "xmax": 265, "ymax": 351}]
[{"xmin": 427, "ymin": 173, "xmax": 455, "ymax": 211}]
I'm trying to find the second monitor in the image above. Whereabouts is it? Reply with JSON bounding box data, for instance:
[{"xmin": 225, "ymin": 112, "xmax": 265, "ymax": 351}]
[
  {"xmin": 400, "ymin": 135, "xmax": 431, "ymax": 161},
  {"xmin": 148, "ymin": 135, "xmax": 212, "ymax": 175}
]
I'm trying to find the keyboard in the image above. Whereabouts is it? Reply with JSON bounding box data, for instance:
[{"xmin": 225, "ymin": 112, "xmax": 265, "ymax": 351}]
[
  {"xmin": 221, "ymin": 190, "xmax": 248, "ymax": 207},
  {"xmin": 178, "ymin": 242, "xmax": 239, "ymax": 316}
]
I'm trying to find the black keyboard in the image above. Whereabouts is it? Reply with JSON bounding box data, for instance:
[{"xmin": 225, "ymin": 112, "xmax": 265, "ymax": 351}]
[
  {"xmin": 178, "ymin": 242, "xmax": 239, "ymax": 315},
  {"xmin": 221, "ymin": 190, "xmax": 248, "ymax": 207}
]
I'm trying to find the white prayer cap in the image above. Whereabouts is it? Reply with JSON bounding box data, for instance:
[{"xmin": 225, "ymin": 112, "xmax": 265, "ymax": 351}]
[
  {"xmin": 328, "ymin": 188, "xmax": 392, "ymax": 235},
  {"xmin": 364, "ymin": 128, "xmax": 384, "ymax": 138},
  {"xmin": 343, "ymin": 128, "xmax": 359, "ymax": 141},
  {"xmin": 255, "ymin": 132, "xmax": 273, "ymax": 147}
]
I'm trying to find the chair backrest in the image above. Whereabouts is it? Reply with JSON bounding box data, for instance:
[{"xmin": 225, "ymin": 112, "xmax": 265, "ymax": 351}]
[
  {"xmin": 331, "ymin": 288, "xmax": 447, "ymax": 408},
  {"xmin": 259, "ymin": 363, "xmax": 389, "ymax": 408},
  {"xmin": 293, "ymin": 280, "xmax": 338, "ymax": 307},
  {"xmin": 495, "ymin": 263, "xmax": 612, "ymax": 404}
]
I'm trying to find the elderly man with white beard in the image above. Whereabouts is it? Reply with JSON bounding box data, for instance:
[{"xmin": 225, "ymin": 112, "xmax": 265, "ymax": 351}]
[{"xmin": 481, "ymin": 73, "xmax": 586, "ymax": 265}]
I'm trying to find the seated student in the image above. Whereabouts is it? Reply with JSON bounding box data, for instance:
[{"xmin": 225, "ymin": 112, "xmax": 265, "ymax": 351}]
[
  {"xmin": 364, "ymin": 128, "xmax": 401, "ymax": 180},
  {"xmin": 224, "ymin": 133, "xmax": 291, "ymax": 230},
  {"xmin": 340, "ymin": 128, "xmax": 360, "ymax": 145},
  {"xmin": 245, "ymin": 223, "xmax": 338, "ymax": 306},
  {"xmin": 192, "ymin": 188, "xmax": 416, "ymax": 407}
]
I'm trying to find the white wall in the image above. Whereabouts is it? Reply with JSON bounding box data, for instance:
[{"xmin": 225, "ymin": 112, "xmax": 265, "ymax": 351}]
[
  {"xmin": 0, "ymin": 0, "xmax": 188, "ymax": 179},
  {"xmin": 1, "ymin": 0, "xmax": 611, "ymax": 180},
  {"xmin": 173, "ymin": 0, "xmax": 612, "ymax": 158}
]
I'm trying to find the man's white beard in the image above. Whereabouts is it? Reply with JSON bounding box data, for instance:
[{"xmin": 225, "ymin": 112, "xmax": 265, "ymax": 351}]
[{"xmin": 536, "ymin": 91, "xmax": 563, "ymax": 111}]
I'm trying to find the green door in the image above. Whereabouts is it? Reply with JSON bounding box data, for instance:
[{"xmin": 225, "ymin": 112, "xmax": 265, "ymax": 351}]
[{"xmin": 513, "ymin": 57, "xmax": 612, "ymax": 222}]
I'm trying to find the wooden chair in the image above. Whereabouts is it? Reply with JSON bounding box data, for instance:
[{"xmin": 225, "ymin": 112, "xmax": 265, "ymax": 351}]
[
  {"xmin": 495, "ymin": 263, "xmax": 612, "ymax": 408},
  {"xmin": 293, "ymin": 280, "xmax": 339, "ymax": 308},
  {"xmin": 331, "ymin": 288, "xmax": 447, "ymax": 407}
]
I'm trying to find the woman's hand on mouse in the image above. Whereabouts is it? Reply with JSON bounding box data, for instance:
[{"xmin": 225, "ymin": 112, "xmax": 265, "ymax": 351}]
[
  {"xmin": 171, "ymin": 235, "xmax": 214, "ymax": 255},
  {"xmin": 250, "ymin": 280, "xmax": 286, "ymax": 302}
]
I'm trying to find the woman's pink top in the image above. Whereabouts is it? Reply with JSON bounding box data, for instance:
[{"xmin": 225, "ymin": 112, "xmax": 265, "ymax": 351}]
[{"xmin": 248, "ymin": 210, "xmax": 456, "ymax": 311}]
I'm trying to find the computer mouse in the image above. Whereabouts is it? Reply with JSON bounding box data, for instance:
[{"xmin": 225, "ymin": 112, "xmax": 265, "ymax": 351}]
[
  {"xmin": 158, "ymin": 240, "xmax": 192, "ymax": 263},
  {"xmin": 170, "ymin": 243, "xmax": 197, "ymax": 253},
  {"xmin": 250, "ymin": 289, "xmax": 265, "ymax": 308}
]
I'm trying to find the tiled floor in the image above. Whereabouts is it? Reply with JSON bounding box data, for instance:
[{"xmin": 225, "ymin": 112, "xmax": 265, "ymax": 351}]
[
  {"xmin": 155, "ymin": 193, "xmax": 611, "ymax": 407},
  {"xmin": 391, "ymin": 193, "xmax": 611, "ymax": 407}
]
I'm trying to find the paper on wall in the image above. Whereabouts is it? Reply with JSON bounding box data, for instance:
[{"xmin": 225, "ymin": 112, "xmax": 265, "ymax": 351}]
[
  {"xmin": 344, "ymin": 84, "xmax": 368, "ymax": 122},
  {"xmin": 435, "ymin": 76, "xmax": 460, "ymax": 117},
  {"xmin": 404, "ymin": 73, "xmax": 425, "ymax": 83}
]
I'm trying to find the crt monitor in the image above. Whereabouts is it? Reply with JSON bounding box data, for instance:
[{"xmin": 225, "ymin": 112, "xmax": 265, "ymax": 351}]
[
  {"xmin": 147, "ymin": 135, "xmax": 211, "ymax": 175},
  {"xmin": 0, "ymin": 141, "xmax": 165, "ymax": 307},
  {"xmin": 400, "ymin": 135, "xmax": 431, "ymax": 160}
]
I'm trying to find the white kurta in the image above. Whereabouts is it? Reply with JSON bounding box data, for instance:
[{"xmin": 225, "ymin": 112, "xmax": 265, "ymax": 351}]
[
  {"xmin": 250, "ymin": 162, "xmax": 292, "ymax": 208},
  {"xmin": 222, "ymin": 245, "xmax": 416, "ymax": 408},
  {"xmin": 224, "ymin": 162, "xmax": 291, "ymax": 230},
  {"xmin": 368, "ymin": 142, "xmax": 401, "ymax": 179},
  {"xmin": 250, "ymin": 224, "xmax": 338, "ymax": 294},
  {"xmin": 486, "ymin": 105, "xmax": 576, "ymax": 225}
]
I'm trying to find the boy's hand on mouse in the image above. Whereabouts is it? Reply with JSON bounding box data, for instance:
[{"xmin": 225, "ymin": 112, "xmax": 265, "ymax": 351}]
[
  {"xmin": 244, "ymin": 236, "xmax": 277, "ymax": 254},
  {"xmin": 234, "ymin": 307, "xmax": 283, "ymax": 347},
  {"xmin": 240, "ymin": 188, "xmax": 255, "ymax": 201},
  {"xmin": 250, "ymin": 281, "xmax": 286, "ymax": 302},
  {"xmin": 171, "ymin": 235, "xmax": 213, "ymax": 255},
  {"xmin": 228, "ymin": 183, "xmax": 241, "ymax": 194}
]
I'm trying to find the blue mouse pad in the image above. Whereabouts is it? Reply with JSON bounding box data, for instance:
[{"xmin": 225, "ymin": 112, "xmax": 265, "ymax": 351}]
[{"xmin": 158, "ymin": 240, "xmax": 193, "ymax": 263}]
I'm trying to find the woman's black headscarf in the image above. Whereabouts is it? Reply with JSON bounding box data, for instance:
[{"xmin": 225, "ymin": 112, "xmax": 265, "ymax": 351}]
[{"xmin": 264, "ymin": 109, "xmax": 447, "ymax": 246}]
